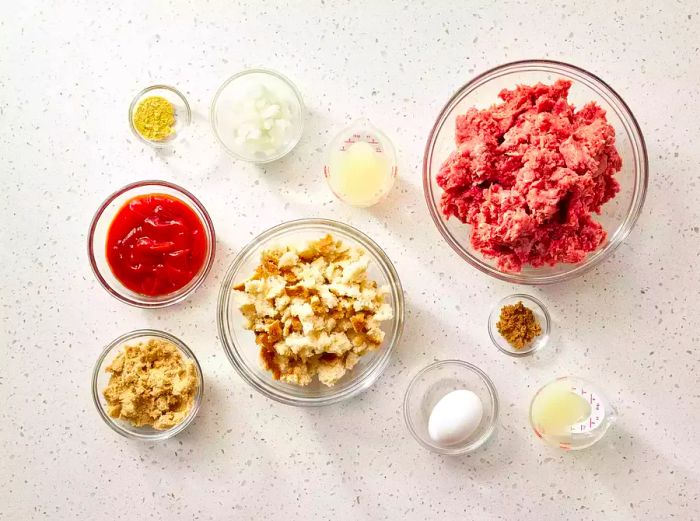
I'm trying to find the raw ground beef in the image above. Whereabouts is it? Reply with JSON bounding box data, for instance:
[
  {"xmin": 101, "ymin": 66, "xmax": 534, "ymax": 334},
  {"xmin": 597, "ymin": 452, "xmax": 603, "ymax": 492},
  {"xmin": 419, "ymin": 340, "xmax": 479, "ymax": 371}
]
[{"xmin": 437, "ymin": 79, "xmax": 622, "ymax": 272}]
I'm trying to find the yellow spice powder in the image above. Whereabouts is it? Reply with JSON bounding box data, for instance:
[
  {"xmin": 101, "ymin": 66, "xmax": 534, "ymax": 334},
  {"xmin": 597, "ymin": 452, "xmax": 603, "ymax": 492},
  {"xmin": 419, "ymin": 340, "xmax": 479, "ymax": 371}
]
[
  {"xmin": 103, "ymin": 338, "xmax": 198, "ymax": 430},
  {"xmin": 132, "ymin": 95, "xmax": 176, "ymax": 141}
]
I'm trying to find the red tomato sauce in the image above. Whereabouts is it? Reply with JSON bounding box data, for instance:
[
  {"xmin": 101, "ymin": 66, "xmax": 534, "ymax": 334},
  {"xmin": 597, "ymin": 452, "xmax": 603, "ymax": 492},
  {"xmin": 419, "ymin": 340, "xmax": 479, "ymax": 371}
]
[{"xmin": 106, "ymin": 193, "xmax": 208, "ymax": 296}]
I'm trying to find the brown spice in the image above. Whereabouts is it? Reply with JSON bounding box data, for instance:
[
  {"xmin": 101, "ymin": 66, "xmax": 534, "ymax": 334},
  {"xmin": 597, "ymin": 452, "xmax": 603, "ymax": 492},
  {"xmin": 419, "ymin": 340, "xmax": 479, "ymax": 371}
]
[{"xmin": 496, "ymin": 301, "xmax": 542, "ymax": 349}]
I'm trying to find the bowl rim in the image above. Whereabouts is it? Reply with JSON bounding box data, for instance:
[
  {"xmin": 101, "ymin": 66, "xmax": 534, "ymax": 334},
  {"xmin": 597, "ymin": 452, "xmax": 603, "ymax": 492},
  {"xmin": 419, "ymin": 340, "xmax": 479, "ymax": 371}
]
[
  {"xmin": 403, "ymin": 359, "xmax": 499, "ymax": 455},
  {"xmin": 487, "ymin": 293, "xmax": 551, "ymax": 357},
  {"xmin": 128, "ymin": 84, "xmax": 192, "ymax": 148},
  {"xmin": 210, "ymin": 68, "xmax": 305, "ymax": 164},
  {"xmin": 216, "ymin": 217, "xmax": 405, "ymax": 407},
  {"xmin": 87, "ymin": 179, "xmax": 216, "ymax": 308},
  {"xmin": 91, "ymin": 329, "xmax": 204, "ymax": 441},
  {"xmin": 422, "ymin": 59, "xmax": 649, "ymax": 285}
]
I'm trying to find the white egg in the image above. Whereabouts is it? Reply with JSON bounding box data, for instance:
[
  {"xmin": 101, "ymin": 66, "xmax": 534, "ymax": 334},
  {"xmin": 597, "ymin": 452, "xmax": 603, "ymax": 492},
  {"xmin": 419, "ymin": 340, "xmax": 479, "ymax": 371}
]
[{"xmin": 428, "ymin": 389, "xmax": 484, "ymax": 446}]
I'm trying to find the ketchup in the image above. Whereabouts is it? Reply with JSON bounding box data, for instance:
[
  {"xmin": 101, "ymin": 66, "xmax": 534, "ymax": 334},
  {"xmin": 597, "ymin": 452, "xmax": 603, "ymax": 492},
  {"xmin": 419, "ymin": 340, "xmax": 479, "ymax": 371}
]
[{"xmin": 106, "ymin": 193, "xmax": 208, "ymax": 296}]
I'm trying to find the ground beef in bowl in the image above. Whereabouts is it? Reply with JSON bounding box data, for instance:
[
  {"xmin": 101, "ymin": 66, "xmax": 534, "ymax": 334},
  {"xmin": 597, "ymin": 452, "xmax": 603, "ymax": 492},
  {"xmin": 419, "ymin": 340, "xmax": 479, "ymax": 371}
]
[{"xmin": 437, "ymin": 79, "xmax": 621, "ymax": 272}]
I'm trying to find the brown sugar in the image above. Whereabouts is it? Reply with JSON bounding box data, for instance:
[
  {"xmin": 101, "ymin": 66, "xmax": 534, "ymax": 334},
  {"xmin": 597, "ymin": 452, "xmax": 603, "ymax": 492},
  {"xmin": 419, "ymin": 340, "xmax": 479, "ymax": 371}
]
[
  {"xmin": 496, "ymin": 301, "xmax": 542, "ymax": 349},
  {"xmin": 103, "ymin": 338, "xmax": 198, "ymax": 430}
]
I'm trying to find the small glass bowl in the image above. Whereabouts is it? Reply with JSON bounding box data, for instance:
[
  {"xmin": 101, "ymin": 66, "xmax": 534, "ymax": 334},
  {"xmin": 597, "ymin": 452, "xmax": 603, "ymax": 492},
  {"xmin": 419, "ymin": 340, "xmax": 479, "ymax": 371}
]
[
  {"xmin": 323, "ymin": 118, "xmax": 398, "ymax": 208},
  {"xmin": 423, "ymin": 60, "xmax": 648, "ymax": 284},
  {"xmin": 128, "ymin": 85, "xmax": 191, "ymax": 148},
  {"xmin": 88, "ymin": 180, "xmax": 216, "ymax": 308},
  {"xmin": 403, "ymin": 360, "xmax": 499, "ymax": 455},
  {"xmin": 217, "ymin": 218, "xmax": 405, "ymax": 406},
  {"xmin": 91, "ymin": 329, "xmax": 204, "ymax": 441},
  {"xmin": 211, "ymin": 68, "xmax": 305, "ymax": 163},
  {"xmin": 529, "ymin": 376, "xmax": 617, "ymax": 451},
  {"xmin": 488, "ymin": 294, "xmax": 551, "ymax": 357}
]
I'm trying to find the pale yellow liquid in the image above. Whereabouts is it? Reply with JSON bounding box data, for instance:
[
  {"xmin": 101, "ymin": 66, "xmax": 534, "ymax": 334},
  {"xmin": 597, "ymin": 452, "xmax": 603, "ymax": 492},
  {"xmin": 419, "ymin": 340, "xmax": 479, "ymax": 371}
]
[
  {"xmin": 530, "ymin": 380, "xmax": 591, "ymax": 436},
  {"xmin": 326, "ymin": 141, "xmax": 394, "ymax": 207}
]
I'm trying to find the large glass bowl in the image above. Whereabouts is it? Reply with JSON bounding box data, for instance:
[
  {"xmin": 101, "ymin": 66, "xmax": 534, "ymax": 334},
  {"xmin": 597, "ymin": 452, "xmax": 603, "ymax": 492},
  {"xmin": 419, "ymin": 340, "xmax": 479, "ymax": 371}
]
[
  {"xmin": 217, "ymin": 218, "xmax": 405, "ymax": 406},
  {"xmin": 423, "ymin": 60, "xmax": 648, "ymax": 284}
]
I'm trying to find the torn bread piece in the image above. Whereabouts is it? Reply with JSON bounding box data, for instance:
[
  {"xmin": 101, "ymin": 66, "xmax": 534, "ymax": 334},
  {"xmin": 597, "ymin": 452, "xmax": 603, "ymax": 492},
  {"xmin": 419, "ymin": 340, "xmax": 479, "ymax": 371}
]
[{"xmin": 234, "ymin": 235, "xmax": 393, "ymax": 386}]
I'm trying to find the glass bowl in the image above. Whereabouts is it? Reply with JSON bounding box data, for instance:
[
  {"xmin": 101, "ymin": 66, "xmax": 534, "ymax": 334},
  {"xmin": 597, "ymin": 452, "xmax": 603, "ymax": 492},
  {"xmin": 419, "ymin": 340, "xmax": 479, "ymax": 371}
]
[
  {"xmin": 211, "ymin": 68, "xmax": 305, "ymax": 163},
  {"xmin": 217, "ymin": 218, "xmax": 405, "ymax": 406},
  {"xmin": 403, "ymin": 360, "xmax": 499, "ymax": 455},
  {"xmin": 91, "ymin": 329, "xmax": 204, "ymax": 441},
  {"xmin": 323, "ymin": 118, "xmax": 398, "ymax": 207},
  {"xmin": 423, "ymin": 59, "xmax": 648, "ymax": 284},
  {"xmin": 88, "ymin": 180, "xmax": 216, "ymax": 308},
  {"xmin": 529, "ymin": 376, "xmax": 617, "ymax": 451},
  {"xmin": 488, "ymin": 294, "xmax": 551, "ymax": 357},
  {"xmin": 128, "ymin": 85, "xmax": 191, "ymax": 148}
]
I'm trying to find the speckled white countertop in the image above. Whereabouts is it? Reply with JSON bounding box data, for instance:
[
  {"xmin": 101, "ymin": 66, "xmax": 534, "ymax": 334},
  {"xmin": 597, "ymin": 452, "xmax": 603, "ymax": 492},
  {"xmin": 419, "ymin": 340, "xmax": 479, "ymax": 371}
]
[{"xmin": 2, "ymin": 1, "xmax": 699, "ymax": 519}]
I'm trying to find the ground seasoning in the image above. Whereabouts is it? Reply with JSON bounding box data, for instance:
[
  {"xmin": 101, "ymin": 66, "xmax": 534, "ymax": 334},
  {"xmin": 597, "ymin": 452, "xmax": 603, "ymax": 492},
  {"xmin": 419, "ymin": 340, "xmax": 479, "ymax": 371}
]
[
  {"xmin": 496, "ymin": 301, "xmax": 542, "ymax": 349},
  {"xmin": 133, "ymin": 95, "xmax": 176, "ymax": 141}
]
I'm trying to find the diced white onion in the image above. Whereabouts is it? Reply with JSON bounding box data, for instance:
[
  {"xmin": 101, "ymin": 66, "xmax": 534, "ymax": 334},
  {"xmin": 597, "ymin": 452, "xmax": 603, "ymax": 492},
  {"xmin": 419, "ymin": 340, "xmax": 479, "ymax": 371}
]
[{"xmin": 230, "ymin": 84, "xmax": 295, "ymax": 159}]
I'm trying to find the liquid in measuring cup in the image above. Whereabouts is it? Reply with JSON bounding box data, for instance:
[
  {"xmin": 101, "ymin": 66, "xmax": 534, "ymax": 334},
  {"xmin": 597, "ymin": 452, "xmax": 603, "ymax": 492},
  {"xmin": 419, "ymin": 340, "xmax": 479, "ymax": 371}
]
[
  {"xmin": 324, "ymin": 119, "xmax": 397, "ymax": 207},
  {"xmin": 529, "ymin": 376, "xmax": 616, "ymax": 451}
]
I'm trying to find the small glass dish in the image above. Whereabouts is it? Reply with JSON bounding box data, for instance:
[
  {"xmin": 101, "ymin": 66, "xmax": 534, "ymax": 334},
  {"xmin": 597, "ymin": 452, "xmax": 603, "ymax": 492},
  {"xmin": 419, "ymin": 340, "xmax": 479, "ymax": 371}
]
[
  {"xmin": 91, "ymin": 329, "xmax": 204, "ymax": 441},
  {"xmin": 217, "ymin": 218, "xmax": 405, "ymax": 406},
  {"xmin": 128, "ymin": 85, "xmax": 191, "ymax": 148},
  {"xmin": 529, "ymin": 376, "xmax": 617, "ymax": 451},
  {"xmin": 488, "ymin": 294, "xmax": 551, "ymax": 357},
  {"xmin": 211, "ymin": 68, "xmax": 305, "ymax": 163},
  {"xmin": 403, "ymin": 360, "xmax": 499, "ymax": 455},
  {"xmin": 88, "ymin": 180, "xmax": 216, "ymax": 308},
  {"xmin": 423, "ymin": 59, "xmax": 648, "ymax": 284},
  {"xmin": 323, "ymin": 118, "xmax": 398, "ymax": 207}
]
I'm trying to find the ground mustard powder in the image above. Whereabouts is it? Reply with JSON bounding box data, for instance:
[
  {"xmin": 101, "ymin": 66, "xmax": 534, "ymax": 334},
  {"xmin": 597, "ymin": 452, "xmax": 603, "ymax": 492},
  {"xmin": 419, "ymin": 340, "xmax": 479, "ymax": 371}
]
[{"xmin": 133, "ymin": 95, "xmax": 176, "ymax": 141}]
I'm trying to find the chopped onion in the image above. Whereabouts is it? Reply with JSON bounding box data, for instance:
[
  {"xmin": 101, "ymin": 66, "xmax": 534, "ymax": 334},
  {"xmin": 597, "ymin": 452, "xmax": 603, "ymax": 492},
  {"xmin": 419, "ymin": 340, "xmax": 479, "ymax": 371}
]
[{"xmin": 230, "ymin": 84, "xmax": 296, "ymax": 159}]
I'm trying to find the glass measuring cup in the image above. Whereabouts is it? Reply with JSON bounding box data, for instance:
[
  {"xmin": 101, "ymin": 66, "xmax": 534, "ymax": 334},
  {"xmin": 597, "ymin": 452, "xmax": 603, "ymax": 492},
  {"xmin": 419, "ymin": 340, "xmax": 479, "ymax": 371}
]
[
  {"xmin": 323, "ymin": 119, "xmax": 397, "ymax": 207},
  {"xmin": 529, "ymin": 376, "xmax": 617, "ymax": 451}
]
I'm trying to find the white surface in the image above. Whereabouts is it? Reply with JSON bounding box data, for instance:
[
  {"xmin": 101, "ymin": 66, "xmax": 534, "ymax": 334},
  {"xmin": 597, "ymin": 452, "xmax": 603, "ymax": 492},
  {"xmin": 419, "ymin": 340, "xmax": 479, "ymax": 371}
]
[{"xmin": 1, "ymin": 1, "xmax": 699, "ymax": 519}]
